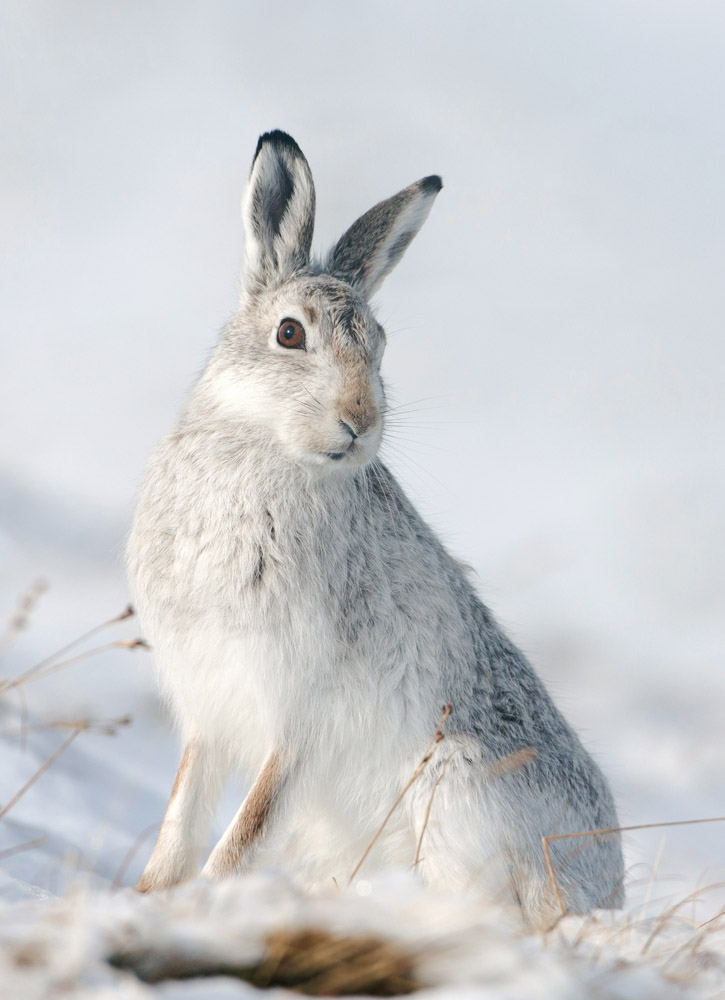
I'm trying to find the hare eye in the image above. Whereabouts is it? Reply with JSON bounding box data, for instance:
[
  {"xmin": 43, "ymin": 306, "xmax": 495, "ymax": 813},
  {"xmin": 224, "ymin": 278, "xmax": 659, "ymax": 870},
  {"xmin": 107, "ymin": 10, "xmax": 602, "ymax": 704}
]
[{"xmin": 277, "ymin": 319, "xmax": 305, "ymax": 350}]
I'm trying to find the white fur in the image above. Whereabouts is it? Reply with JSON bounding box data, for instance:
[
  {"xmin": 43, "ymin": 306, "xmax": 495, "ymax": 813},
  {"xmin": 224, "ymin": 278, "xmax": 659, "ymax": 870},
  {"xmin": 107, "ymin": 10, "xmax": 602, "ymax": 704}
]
[{"xmin": 127, "ymin": 131, "xmax": 624, "ymax": 926}]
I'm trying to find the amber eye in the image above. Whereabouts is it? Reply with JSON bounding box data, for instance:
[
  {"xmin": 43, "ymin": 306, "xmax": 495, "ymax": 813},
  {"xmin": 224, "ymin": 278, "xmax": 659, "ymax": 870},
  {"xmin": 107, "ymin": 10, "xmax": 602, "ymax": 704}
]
[{"xmin": 277, "ymin": 318, "xmax": 305, "ymax": 350}]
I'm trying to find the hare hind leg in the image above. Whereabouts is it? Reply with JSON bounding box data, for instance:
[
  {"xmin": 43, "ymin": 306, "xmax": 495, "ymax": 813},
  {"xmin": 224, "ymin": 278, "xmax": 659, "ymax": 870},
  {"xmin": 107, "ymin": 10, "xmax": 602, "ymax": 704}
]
[
  {"xmin": 406, "ymin": 753, "xmax": 569, "ymax": 930},
  {"xmin": 407, "ymin": 757, "xmax": 526, "ymax": 922},
  {"xmin": 202, "ymin": 749, "xmax": 286, "ymax": 880},
  {"xmin": 137, "ymin": 737, "xmax": 228, "ymax": 893}
]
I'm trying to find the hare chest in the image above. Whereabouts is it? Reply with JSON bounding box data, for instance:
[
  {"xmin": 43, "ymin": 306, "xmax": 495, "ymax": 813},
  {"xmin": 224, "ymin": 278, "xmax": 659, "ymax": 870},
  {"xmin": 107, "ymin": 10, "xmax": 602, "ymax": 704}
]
[
  {"xmin": 131, "ymin": 468, "xmax": 417, "ymax": 793},
  {"xmin": 157, "ymin": 608, "xmax": 418, "ymax": 862}
]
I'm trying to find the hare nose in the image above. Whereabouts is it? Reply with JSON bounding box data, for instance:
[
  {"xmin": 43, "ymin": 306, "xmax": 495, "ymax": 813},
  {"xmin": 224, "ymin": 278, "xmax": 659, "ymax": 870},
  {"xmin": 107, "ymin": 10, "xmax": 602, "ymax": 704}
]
[{"xmin": 339, "ymin": 419, "xmax": 359, "ymax": 441}]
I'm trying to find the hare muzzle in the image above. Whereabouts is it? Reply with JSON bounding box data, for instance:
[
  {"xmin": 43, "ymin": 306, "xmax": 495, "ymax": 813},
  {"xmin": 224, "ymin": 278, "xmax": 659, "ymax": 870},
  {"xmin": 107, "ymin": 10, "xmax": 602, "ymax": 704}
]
[{"xmin": 329, "ymin": 374, "xmax": 380, "ymax": 460}]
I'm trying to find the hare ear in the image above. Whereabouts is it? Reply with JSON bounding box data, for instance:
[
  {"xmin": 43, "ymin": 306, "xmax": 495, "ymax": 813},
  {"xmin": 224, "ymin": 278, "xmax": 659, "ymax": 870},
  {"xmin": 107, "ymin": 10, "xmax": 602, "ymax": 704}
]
[
  {"xmin": 327, "ymin": 175, "xmax": 442, "ymax": 298},
  {"xmin": 242, "ymin": 130, "xmax": 316, "ymax": 288}
]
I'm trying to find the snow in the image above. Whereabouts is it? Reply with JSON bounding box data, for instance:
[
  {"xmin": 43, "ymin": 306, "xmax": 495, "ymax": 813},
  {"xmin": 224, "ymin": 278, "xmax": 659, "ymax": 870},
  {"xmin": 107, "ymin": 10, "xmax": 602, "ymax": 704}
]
[
  {"xmin": 0, "ymin": 872, "xmax": 723, "ymax": 999},
  {"xmin": 1, "ymin": 0, "xmax": 724, "ymax": 996}
]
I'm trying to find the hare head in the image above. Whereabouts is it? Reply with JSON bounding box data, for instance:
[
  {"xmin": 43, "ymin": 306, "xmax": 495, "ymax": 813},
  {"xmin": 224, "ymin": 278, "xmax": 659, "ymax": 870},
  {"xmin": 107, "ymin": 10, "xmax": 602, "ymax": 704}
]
[{"xmin": 204, "ymin": 130, "xmax": 442, "ymax": 472}]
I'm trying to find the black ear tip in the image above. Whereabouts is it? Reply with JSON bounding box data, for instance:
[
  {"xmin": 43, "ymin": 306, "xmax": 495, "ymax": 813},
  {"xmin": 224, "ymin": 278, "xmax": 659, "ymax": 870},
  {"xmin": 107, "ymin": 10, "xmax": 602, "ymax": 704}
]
[
  {"xmin": 253, "ymin": 130, "xmax": 303, "ymax": 165},
  {"xmin": 421, "ymin": 175, "xmax": 443, "ymax": 195}
]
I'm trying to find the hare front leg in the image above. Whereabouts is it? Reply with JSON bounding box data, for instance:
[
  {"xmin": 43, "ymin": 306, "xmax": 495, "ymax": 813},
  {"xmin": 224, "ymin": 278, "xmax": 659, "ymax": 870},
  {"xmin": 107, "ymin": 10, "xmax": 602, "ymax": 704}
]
[
  {"xmin": 137, "ymin": 737, "xmax": 227, "ymax": 892},
  {"xmin": 201, "ymin": 749, "xmax": 286, "ymax": 879}
]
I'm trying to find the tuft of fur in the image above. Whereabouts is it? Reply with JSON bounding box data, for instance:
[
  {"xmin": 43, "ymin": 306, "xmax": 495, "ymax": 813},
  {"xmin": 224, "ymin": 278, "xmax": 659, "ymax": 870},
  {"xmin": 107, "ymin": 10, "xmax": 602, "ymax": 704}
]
[{"xmin": 127, "ymin": 129, "xmax": 624, "ymax": 928}]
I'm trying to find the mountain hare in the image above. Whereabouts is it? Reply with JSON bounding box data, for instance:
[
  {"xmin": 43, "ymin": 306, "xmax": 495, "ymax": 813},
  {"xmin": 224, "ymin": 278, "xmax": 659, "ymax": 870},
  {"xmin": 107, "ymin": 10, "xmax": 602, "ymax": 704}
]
[{"xmin": 127, "ymin": 130, "xmax": 624, "ymax": 927}]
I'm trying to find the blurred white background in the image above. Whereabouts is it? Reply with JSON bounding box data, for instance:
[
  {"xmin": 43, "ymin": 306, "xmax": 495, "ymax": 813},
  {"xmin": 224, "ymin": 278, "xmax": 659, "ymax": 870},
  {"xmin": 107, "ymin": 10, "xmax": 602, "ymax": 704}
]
[{"xmin": 1, "ymin": 1, "xmax": 723, "ymax": 902}]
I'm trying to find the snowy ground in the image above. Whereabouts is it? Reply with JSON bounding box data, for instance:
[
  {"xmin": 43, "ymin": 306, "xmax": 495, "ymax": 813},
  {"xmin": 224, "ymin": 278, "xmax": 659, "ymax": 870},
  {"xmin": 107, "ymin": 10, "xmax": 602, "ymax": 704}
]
[
  {"xmin": 1, "ymin": 870, "xmax": 725, "ymax": 1000},
  {"xmin": 1, "ymin": 622, "xmax": 724, "ymax": 998},
  {"xmin": 2, "ymin": 1, "xmax": 724, "ymax": 996}
]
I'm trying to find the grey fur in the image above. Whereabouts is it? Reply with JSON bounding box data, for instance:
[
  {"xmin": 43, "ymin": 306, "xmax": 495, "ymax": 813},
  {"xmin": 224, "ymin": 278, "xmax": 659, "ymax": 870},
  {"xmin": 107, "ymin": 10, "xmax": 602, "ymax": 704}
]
[
  {"xmin": 127, "ymin": 130, "xmax": 624, "ymax": 926},
  {"xmin": 328, "ymin": 175, "xmax": 442, "ymax": 297}
]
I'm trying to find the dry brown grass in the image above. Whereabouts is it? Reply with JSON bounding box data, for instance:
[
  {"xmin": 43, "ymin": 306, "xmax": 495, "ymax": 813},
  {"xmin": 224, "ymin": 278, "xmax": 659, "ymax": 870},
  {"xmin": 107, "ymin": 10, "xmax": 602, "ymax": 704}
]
[
  {"xmin": 542, "ymin": 816, "xmax": 725, "ymax": 920},
  {"xmin": 112, "ymin": 928, "xmax": 421, "ymax": 995},
  {"xmin": 347, "ymin": 703, "xmax": 452, "ymax": 887},
  {"xmin": 0, "ymin": 598, "xmax": 144, "ymax": 854},
  {"xmin": 2, "ymin": 590, "xmax": 723, "ymax": 997},
  {"xmin": 0, "ymin": 579, "xmax": 48, "ymax": 662}
]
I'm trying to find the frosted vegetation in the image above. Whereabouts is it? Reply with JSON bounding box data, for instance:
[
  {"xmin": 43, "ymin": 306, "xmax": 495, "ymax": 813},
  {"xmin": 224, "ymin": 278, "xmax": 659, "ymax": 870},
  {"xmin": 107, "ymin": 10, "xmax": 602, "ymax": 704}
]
[{"xmin": 0, "ymin": 606, "xmax": 723, "ymax": 997}]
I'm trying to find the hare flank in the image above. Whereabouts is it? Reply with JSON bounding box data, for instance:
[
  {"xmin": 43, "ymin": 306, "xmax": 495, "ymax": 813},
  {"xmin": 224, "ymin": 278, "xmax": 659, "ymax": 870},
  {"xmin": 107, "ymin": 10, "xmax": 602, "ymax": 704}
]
[{"xmin": 127, "ymin": 130, "xmax": 624, "ymax": 928}]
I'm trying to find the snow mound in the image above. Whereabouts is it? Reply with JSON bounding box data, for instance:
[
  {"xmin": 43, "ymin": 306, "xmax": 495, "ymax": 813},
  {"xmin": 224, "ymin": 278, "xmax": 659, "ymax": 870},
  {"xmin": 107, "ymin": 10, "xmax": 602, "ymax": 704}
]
[{"xmin": 0, "ymin": 872, "xmax": 723, "ymax": 999}]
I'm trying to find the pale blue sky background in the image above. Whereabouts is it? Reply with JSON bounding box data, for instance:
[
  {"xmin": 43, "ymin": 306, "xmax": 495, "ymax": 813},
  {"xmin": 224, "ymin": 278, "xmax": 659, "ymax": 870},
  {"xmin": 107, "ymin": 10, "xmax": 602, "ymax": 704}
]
[{"xmin": 1, "ymin": 1, "xmax": 724, "ymax": 894}]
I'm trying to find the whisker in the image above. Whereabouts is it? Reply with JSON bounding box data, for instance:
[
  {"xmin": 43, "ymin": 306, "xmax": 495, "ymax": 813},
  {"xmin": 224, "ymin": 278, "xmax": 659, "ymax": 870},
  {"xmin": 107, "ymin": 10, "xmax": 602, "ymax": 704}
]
[
  {"xmin": 383, "ymin": 395, "xmax": 446, "ymax": 415},
  {"xmin": 368, "ymin": 461, "xmax": 403, "ymax": 547},
  {"xmin": 380, "ymin": 443, "xmax": 455, "ymax": 496},
  {"xmin": 302, "ymin": 385, "xmax": 325, "ymax": 410}
]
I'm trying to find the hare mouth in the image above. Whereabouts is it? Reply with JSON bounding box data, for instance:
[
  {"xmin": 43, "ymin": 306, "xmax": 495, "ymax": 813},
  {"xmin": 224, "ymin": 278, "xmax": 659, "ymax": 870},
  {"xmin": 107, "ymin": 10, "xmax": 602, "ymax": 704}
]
[{"xmin": 317, "ymin": 439, "xmax": 376, "ymax": 466}]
